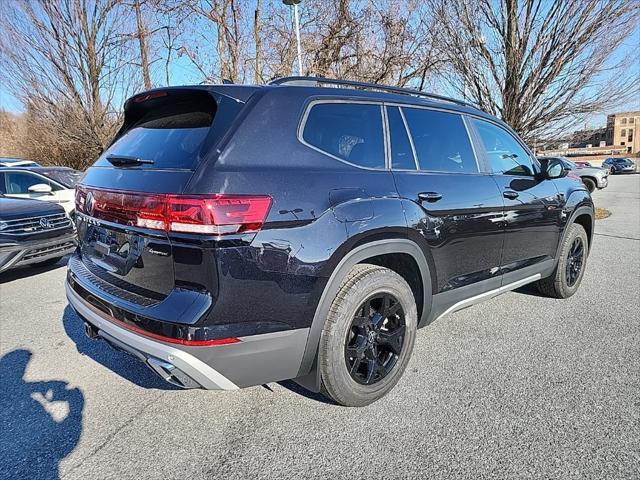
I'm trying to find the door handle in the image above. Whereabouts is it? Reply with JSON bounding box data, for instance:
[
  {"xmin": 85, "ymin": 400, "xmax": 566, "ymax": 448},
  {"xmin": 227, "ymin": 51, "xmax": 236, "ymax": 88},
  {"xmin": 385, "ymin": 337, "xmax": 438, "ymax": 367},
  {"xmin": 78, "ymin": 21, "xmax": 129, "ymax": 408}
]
[
  {"xmin": 503, "ymin": 191, "xmax": 519, "ymax": 200},
  {"xmin": 418, "ymin": 192, "xmax": 443, "ymax": 202}
]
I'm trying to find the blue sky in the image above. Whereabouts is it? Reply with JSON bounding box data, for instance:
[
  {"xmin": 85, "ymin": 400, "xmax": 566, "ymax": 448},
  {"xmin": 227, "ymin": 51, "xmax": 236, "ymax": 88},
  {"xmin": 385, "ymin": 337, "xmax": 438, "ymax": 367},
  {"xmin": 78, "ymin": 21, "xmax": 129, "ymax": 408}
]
[{"xmin": 2, "ymin": 6, "xmax": 638, "ymax": 132}]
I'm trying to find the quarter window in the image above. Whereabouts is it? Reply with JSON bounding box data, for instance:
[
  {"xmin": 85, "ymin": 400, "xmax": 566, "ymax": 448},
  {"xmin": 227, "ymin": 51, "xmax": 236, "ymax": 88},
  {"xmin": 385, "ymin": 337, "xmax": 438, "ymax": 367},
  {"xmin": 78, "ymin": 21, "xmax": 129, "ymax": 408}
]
[
  {"xmin": 302, "ymin": 103, "xmax": 385, "ymax": 169},
  {"xmin": 387, "ymin": 106, "xmax": 416, "ymax": 170},
  {"xmin": 402, "ymin": 108, "xmax": 478, "ymax": 173},
  {"xmin": 471, "ymin": 119, "xmax": 535, "ymax": 176}
]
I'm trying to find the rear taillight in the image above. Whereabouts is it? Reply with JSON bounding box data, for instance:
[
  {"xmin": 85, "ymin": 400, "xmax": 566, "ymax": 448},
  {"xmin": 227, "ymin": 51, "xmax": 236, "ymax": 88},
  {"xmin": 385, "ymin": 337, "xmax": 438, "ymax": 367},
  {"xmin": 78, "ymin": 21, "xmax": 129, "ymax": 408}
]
[{"xmin": 76, "ymin": 187, "xmax": 272, "ymax": 235}]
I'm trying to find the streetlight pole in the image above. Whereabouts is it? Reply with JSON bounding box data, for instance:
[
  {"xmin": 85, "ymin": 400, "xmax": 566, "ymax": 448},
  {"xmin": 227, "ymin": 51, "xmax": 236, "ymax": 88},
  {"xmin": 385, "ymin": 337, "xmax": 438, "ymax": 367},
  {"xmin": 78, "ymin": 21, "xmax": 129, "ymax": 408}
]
[{"xmin": 283, "ymin": 0, "xmax": 303, "ymax": 76}]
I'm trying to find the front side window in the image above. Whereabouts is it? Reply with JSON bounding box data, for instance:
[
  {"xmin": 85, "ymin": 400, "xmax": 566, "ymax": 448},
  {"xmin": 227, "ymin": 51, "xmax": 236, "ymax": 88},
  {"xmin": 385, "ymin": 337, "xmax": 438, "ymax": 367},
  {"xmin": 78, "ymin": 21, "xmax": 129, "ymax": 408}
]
[
  {"xmin": 387, "ymin": 106, "xmax": 416, "ymax": 170},
  {"xmin": 4, "ymin": 172, "xmax": 54, "ymax": 194},
  {"xmin": 302, "ymin": 102, "xmax": 385, "ymax": 169},
  {"xmin": 471, "ymin": 119, "xmax": 534, "ymax": 176},
  {"xmin": 402, "ymin": 108, "xmax": 478, "ymax": 173}
]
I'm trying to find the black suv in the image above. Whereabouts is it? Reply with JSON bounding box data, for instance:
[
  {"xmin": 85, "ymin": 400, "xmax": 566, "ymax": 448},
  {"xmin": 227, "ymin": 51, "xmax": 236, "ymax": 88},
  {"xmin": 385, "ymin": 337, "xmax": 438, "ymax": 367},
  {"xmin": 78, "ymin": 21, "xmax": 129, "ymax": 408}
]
[{"xmin": 66, "ymin": 77, "xmax": 594, "ymax": 406}]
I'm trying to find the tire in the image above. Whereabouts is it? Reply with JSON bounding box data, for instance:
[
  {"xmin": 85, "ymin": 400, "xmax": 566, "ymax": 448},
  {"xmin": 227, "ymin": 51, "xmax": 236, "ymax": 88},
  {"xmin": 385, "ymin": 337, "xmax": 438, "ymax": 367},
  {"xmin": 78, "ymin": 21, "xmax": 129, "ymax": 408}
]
[
  {"xmin": 582, "ymin": 177, "xmax": 596, "ymax": 193},
  {"xmin": 29, "ymin": 256, "xmax": 63, "ymax": 268},
  {"xmin": 610, "ymin": 167, "xmax": 615, "ymax": 175},
  {"xmin": 536, "ymin": 223, "xmax": 588, "ymax": 299},
  {"xmin": 318, "ymin": 263, "xmax": 417, "ymax": 407}
]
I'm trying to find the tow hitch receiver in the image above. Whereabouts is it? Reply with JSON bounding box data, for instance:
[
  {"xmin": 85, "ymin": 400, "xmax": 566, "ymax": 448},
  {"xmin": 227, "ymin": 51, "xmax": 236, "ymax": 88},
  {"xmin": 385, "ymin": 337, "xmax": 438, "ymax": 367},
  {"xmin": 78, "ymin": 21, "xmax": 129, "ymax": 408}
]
[{"xmin": 84, "ymin": 322, "xmax": 100, "ymax": 339}]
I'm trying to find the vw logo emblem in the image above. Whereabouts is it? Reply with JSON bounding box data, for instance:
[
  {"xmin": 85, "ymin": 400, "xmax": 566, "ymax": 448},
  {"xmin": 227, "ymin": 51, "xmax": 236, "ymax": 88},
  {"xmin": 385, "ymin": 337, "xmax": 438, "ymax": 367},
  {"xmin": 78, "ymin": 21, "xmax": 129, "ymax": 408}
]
[
  {"xmin": 85, "ymin": 192, "xmax": 95, "ymax": 215},
  {"xmin": 39, "ymin": 217, "xmax": 53, "ymax": 229}
]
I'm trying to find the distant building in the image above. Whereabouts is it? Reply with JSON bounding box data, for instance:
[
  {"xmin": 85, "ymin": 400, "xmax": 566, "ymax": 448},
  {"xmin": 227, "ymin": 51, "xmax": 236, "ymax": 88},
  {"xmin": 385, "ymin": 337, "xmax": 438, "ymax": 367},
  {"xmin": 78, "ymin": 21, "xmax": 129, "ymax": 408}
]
[
  {"xmin": 606, "ymin": 111, "xmax": 640, "ymax": 153},
  {"xmin": 570, "ymin": 127, "xmax": 607, "ymax": 148}
]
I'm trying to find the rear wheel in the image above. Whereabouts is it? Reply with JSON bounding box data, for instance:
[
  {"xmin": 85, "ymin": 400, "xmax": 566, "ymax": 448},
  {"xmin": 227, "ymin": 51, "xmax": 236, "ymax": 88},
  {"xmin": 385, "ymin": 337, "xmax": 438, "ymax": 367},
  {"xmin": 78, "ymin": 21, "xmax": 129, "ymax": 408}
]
[
  {"xmin": 582, "ymin": 177, "xmax": 596, "ymax": 193},
  {"xmin": 536, "ymin": 223, "xmax": 588, "ymax": 299},
  {"xmin": 319, "ymin": 264, "xmax": 417, "ymax": 407}
]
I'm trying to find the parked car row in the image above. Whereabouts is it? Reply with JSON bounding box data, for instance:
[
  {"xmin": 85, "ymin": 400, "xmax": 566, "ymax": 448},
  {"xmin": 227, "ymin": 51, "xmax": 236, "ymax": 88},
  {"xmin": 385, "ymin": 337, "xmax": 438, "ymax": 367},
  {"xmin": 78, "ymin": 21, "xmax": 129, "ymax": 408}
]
[
  {"xmin": 0, "ymin": 195, "xmax": 77, "ymax": 273},
  {"xmin": 0, "ymin": 158, "xmax": 84, "ymax": 273},
  {"xmin": 537, "ymin": 156, "xmax": 609, "ymax": 193}
]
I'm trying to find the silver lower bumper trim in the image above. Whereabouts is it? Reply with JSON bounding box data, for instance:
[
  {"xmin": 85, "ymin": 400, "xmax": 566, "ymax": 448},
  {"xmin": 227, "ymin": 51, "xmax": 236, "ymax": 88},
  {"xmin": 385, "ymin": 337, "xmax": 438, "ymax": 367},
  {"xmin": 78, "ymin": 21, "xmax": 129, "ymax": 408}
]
[{"xmin": 66, "ymin": 282, "xmax": 238, "ymax": 390}]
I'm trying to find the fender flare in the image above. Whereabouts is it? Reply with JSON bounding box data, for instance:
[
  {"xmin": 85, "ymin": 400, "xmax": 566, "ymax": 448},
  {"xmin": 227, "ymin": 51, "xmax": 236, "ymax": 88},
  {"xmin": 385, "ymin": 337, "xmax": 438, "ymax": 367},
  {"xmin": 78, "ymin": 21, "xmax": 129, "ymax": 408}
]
[
  {"xmin": 294, "ymin": 239, "xmax": 431, "ymax": 391},
  {"xmin": 554, "ymin": 204, "xmax": 594, "ymax": 265}
]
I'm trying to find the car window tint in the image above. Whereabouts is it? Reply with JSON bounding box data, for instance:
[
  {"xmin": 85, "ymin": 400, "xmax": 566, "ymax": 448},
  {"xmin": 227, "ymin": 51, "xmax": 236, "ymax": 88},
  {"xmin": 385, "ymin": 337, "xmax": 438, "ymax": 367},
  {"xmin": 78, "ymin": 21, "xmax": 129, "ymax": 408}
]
[
  {"xmin": 471, "ymin": 119, "xmax": 534, "ymax": 176},
  {"xmin": 5, "ymin": 172, "xmax": 50, "ymax": 194},
  {"xmin": 402, "ymin": 108, "xmax": 478, "ymax": 173},
  {"xmin": 387, "ymin": 106, "xmax": 416, "ymax": 170},
  {"xmin": 303, "ymin": 103, "xmax": 385, "ymax": 169}
]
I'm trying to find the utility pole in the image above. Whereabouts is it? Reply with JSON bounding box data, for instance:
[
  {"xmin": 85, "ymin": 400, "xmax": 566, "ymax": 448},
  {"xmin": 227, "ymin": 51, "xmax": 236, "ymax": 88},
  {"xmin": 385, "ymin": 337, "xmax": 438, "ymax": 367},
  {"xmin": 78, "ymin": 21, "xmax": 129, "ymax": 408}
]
[{"xmin": 283, "ymin": 0, "xmax": 303, "ymax": 76}]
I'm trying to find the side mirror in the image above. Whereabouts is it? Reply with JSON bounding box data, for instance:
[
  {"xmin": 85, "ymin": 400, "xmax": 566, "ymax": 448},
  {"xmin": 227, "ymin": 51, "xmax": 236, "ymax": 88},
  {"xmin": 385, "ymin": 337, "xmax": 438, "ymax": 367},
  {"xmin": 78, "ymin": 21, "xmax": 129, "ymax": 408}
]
[
  {"xmin": 538, "ymin": 158, "xmax": 566, "ymax": 179},
  {"xmin": 28, "ymin": 183, "xmax": 53, "ymax": 194}
]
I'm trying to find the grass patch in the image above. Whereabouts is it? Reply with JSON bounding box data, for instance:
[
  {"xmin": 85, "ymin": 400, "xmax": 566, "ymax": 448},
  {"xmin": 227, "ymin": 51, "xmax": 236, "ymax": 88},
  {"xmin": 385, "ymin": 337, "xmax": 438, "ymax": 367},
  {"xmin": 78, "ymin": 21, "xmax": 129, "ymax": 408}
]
[{"xmin": 595, "ymin": 207, "xmax": 611, "ymax": 220}]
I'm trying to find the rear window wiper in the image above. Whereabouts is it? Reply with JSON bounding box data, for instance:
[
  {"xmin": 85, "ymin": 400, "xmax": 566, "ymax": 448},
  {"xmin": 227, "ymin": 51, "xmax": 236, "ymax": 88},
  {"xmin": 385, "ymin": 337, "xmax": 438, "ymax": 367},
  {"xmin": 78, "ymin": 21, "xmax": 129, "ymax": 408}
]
[{"xmin": 106, "ymin": 155, "xmax": 155, "ymax": 166}]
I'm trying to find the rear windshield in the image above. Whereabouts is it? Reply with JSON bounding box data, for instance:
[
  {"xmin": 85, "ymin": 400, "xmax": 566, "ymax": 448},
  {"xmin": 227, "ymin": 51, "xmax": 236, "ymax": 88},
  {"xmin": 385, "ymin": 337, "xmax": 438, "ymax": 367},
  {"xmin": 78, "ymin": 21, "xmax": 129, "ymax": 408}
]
[{"xmin": 94, "ymin": 91, "xmax": 243, "ymax": 170}]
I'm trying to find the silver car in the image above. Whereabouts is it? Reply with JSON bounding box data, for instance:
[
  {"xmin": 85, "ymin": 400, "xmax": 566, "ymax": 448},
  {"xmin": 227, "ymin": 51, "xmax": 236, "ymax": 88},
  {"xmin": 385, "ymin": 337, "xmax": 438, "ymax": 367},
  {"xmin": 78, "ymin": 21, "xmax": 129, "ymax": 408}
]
[{"xmin": 539, "ymin": 156, "xmax": 608, "ymax": 193}]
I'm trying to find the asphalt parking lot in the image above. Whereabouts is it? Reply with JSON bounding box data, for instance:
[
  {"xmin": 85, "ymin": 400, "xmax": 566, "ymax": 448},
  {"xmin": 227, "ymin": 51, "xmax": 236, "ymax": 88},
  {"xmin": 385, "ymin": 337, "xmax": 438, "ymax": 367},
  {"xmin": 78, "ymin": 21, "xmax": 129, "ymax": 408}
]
[{"xmin": 1, "ymin": 175, "xmax": 639, "ymax": 480}]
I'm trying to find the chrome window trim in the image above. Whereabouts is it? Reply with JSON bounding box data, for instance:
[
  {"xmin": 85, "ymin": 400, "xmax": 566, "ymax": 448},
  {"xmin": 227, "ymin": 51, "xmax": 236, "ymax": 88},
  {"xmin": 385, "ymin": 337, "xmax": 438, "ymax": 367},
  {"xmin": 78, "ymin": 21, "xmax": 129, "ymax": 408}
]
[{"xmin": 297, "ymin": 99, "xmax": 388, "ymax": 171}]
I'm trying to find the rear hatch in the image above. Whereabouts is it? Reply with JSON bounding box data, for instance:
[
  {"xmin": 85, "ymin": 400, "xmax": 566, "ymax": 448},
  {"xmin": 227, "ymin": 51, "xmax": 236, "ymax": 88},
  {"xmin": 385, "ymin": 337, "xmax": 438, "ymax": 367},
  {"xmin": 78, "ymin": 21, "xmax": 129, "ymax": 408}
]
[{"xmin": 75, "ymin": 87, "xmax": 250, "ymax": 301}]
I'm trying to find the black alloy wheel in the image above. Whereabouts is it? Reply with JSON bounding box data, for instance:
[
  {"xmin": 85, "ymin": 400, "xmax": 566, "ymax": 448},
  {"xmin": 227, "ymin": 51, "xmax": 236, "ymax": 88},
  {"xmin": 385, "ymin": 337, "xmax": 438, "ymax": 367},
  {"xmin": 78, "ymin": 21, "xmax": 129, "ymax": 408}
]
[
  {"xmin": 565, "ymin": 237, "xmax": 584, "ymax": 287},
  {"xmin": 345, "ymin": 293, "xmax": 406, "ymax": 385}
]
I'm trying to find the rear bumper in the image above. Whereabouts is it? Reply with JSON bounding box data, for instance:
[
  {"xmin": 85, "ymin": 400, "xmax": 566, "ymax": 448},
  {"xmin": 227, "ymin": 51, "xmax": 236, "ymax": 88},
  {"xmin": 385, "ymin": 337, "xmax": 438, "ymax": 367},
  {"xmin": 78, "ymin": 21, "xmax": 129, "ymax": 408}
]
[
  {"xmin": 65, "ymin": 281, "xmax": 309, "ymax": 390},
  {"xmin": 0, "ymin": 233, "xmax": 77, "ymax": 273}
]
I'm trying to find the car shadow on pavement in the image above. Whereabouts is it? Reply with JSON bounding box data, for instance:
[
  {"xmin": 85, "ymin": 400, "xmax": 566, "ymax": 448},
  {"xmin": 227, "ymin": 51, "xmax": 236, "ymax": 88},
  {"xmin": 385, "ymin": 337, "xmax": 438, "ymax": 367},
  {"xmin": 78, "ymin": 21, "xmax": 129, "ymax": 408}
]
[
  {"xmin": 0, "ymin": 349, "xmax": 83, "ymax": 480},
  {"xmin": 513, "ymin": 283, "xmax": 548, "ymax": 298},
  {"xmin": 62, "ymin": 306, "xmax": 178, "ymax": 391},
  {"xmin": 276, "ymin": 380, "xmax": 338, "ymax": 405},
  {"xmin": 0, "ymin": 255, "xmax": 70, "ymax": 284}
]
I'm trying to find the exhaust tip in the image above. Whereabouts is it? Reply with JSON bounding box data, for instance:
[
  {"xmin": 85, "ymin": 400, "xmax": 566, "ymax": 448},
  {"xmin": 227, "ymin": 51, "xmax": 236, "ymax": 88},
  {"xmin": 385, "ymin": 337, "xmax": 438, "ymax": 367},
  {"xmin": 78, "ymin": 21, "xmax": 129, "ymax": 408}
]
[{"xmin": 146, "ymin": 357, "xmax": 201, "ymax": 389}]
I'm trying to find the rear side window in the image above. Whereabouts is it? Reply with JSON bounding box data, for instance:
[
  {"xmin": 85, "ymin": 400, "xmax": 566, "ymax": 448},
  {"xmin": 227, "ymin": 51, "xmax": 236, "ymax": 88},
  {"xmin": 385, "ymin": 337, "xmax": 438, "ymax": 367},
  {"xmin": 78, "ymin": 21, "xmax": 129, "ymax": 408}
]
[
  {"xmin": 302, "ymin": 102, "xmax": 385, "ymax": 169},
  {"xmin": 402, "ymin": 108, "xmax": 478, "ymax": 173}
]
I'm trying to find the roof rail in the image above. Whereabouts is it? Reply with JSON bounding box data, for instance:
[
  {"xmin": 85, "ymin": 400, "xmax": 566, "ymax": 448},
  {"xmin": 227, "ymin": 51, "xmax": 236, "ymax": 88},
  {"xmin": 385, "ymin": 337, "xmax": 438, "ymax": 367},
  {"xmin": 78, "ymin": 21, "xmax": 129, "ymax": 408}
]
[{"xmin": 268, "ymin": 76, "xmax": 477, "ymax": 110}]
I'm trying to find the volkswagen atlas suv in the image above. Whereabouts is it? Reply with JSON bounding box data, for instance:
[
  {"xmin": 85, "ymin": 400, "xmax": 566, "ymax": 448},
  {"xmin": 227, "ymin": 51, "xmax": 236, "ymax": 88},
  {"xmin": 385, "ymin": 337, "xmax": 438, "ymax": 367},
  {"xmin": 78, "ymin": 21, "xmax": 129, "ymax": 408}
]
[{"xmin": 66, "ymin": 77, "xmax": 594, "ymax": 406}]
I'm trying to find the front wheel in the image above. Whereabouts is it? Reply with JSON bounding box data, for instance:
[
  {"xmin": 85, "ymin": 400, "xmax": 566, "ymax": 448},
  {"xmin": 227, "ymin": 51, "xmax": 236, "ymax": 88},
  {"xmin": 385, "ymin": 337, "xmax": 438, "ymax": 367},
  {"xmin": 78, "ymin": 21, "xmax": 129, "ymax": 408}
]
[
  {"xmin": 582, "ymin": 177, "xmax": 596, "ymax": 193},
  {"xmin": 319, "ymin": 264, "xmax": 417, "ymax": 407},
  {"xmin": 536, "ymin": 223, "xmax": 588, "ymax": 299}
]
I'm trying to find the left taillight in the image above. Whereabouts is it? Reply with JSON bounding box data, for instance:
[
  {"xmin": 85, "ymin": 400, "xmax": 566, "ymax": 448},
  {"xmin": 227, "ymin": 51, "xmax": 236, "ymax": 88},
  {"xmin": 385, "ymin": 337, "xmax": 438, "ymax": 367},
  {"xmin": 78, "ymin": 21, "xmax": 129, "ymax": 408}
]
[{"xmin": 75, "ymin": 186, "xmax": 272, "ymax": 235}]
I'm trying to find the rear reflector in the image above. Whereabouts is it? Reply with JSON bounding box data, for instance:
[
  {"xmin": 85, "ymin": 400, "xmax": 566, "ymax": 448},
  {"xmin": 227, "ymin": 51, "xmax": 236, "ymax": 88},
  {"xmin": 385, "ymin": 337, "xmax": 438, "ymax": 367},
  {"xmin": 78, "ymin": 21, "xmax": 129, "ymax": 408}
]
[{"xmin": 76, "ymin": 187, "xmax": 271, "ymax": 235}]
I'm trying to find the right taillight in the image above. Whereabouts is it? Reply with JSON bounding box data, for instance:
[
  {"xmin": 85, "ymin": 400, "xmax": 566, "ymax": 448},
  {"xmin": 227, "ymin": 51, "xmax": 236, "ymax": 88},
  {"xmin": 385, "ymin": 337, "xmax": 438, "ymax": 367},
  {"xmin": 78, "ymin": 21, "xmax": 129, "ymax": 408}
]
[
  {"xmin": 75, "ymin": 187, "xmax": 272, "ymax": 235},
  {"xmin": 166, "ymin": 195, "xmax": 272, "ymax": 235}
]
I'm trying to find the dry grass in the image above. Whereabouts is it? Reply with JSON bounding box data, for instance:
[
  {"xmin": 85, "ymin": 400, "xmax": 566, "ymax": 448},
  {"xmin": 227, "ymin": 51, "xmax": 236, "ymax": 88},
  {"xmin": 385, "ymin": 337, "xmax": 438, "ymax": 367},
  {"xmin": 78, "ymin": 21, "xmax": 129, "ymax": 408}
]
[{"xmin": 595, "ymin": 207, "xmax": 611, "ymax": 220}]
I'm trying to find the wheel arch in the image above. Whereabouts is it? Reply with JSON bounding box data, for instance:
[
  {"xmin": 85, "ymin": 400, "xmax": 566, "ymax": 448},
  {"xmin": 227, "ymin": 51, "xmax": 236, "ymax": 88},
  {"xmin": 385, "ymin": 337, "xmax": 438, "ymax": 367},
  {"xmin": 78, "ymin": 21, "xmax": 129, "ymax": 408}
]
[{"xmin": 293, "ymin": 238, "xmax": 432, "ymax": 392}]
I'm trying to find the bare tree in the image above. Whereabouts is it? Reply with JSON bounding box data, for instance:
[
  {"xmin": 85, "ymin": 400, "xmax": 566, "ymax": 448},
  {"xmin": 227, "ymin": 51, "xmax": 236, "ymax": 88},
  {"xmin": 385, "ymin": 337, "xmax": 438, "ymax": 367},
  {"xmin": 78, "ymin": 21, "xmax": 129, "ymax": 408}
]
[
  {"xmin": 133, "ymin": 0, "xmax": 152, "ymax": 89},
  {"xmin": 429, "ymin": 0, "xmax": 640, "ymax": 139},
  {"xmin": 0, "ymin": 0, "xmax": 138, "ymax": 168}
]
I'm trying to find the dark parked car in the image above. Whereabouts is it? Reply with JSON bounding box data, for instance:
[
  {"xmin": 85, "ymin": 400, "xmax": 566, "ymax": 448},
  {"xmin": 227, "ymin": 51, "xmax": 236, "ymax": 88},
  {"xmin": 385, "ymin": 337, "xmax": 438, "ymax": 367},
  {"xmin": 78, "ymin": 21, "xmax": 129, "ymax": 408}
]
[
  {"xmin": 66, "ymin": 77, "xmax": 594, "ymax": 406},
  {"xmin": 0, "ymin": 196, "xmax": 76, "ymax": 273},
  {"xmin": 602, "ymin": 157, "xmax": 636, "ymax": 174}
]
